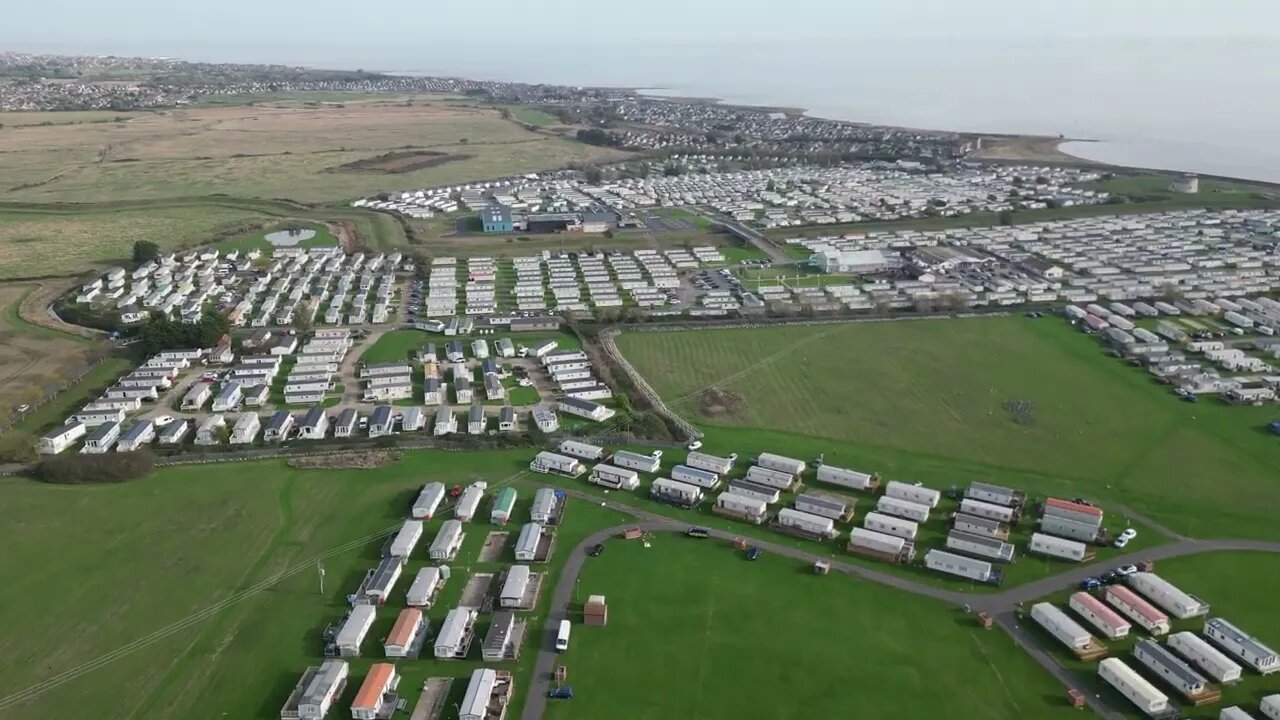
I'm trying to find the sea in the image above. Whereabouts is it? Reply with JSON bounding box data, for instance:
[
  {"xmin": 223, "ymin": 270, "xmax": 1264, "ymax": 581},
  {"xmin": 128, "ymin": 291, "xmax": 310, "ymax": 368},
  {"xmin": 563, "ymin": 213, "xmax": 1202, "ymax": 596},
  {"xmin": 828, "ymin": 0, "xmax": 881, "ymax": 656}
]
[{"xmin": 390, "ymin": 37, "xmax": 1280, "ymax": 183}]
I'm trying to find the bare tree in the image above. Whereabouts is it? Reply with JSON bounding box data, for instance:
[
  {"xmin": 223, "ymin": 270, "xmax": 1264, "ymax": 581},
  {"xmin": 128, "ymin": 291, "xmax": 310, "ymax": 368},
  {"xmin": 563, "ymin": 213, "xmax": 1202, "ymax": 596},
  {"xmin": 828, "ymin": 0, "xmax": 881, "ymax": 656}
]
[{"xmin": 1002, "ymin": 398, "xmax": 1037, "ymax": 426}]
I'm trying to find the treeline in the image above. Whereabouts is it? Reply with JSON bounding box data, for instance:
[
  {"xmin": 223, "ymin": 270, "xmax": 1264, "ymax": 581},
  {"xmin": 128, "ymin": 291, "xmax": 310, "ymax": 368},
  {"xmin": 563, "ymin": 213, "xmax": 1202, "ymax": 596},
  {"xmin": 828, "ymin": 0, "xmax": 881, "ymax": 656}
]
[
  {"xmin": 137, "ymin": 311, "xmax": 230, "ymax": 356},
  {"xmin": 34, "ymin": 451, "xmax": 155, "ymax": 484}
]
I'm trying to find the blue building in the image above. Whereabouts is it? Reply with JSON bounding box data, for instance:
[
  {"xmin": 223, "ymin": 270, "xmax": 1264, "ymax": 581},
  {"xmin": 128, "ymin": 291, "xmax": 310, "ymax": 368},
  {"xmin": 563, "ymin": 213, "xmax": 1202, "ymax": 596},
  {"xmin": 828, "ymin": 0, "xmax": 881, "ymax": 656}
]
[{"xmin": 481, "ymin": 203, "xmax": 514, "ymax": 234}]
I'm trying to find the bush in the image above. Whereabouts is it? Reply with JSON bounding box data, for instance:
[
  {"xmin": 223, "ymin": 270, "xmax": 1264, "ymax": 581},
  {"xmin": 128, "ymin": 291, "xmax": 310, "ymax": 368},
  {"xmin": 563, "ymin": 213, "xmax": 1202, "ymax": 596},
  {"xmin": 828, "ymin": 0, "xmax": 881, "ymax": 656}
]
[{"xmin": 35, "ymin": 450, "xmax": 155, "ymax": 484}]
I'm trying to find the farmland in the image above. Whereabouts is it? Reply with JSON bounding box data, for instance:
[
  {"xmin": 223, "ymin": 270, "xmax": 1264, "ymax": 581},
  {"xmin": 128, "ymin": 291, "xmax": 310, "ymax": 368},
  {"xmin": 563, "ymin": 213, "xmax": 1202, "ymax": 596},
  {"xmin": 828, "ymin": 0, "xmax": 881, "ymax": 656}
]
[
  {"xmin": 1029, "ymin": 551, "xmax": 1280, "ymax": 719},
  {"xmin": 614, "ymin": 317, "xmax": 1280, "ymax": 541},
  {"xmin": 0, "ymin": 97, "xmax": 629, "ymax": 204},
  {"xmin": 0, "ymin": 449, "xmax": 633, "ymax": 720},
  {"xmin": 546, "ymin": 536, "xmax": 1085, "ymax": 720}
]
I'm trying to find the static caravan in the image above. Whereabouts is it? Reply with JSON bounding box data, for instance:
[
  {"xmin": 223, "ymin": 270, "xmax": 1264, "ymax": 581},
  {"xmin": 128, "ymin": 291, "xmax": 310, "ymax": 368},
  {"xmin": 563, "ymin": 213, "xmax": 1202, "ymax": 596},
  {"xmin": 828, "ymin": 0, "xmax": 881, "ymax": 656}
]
[
  {"xmin": 405, "ymin": 567, "xmax": 444, "ymax": 608},
  {"xmin": 40, "ymin": 422, "xmax": 86, "ymax": 455},
  {"xmin": 1106, "ymin": 585, "xmax": 1172, "ymax": 636},
  {"xmin": 1219, "ymin": 707, "xmax": 1257, "ymax": 720},
  {"xmin": 794, "ymin": 493, "xmax": 854, "ymax": 522},
  {"xmin": 671, "ymin": 464, "xmax": 720, "ymax": 490},
  {"xmin": 433, "ymin": 607, "xmax": 478, "ymax": 659},
  {"xmin": 279, "ymin": 659, "xmax": 348, "ymax": 720},
  {"xmin": 864, "ymin": 511, "xmax": 918, "ymax": 541},
  {"xmin": 713, "ymin": 492, "xmax": 768, "ymax": 524},
  {"xmin": 924, "ymin": 549, "xmax": 999, "ymax": 584},
  {"xmin": 490, "ymin": 488, "xmax": 518, "ymax": 525},
  {"xmin": 529, "ymin": 487, "xmax": 560, "ymax": 524},
  {"xmin": 876, "ymin": 495, "xmax": 930, "ymax": 524},
  {"xmin": 650, "ymin": 478, "xmax": 703, "ymax": 508},
  {"xmin": 529, "ymin": 451, "xmax": 584, "ymax": 477},
  {"xmin": 685, "ymin": 451, "xmax": 735, "ymax": 475},
  {"xmin": 557, "ymin": 440, "xmax": 605, "ymax": 461},
  {"xmin": 1043, "ymin": 497, "xmax": 1104, "ymax": 527},
  {"xmin": 1040, "ymin": 514, "xmax": 1103, "ymax": 543},
  {"xmin": 814, "ymin": 464, "xmax": 878, "ymax": 491},
  {"xmin": 1028, "ymin": 532, "xmax": 1092, "ymax": 562},
  {"xmin": 610, "ymin": 450, "xmax": 661, "ymax": 474},
  {"xmin": 1128, "ymin": 573, "xmax": 1210, "ymax": 619},
  {"xmin": 884, "ymin": 480, "xmax": 941, "ymax": 508},
  {"xmin": 589, "ymin": 463, "xmax": 640, "ymax": 491},
  {"xmin": 499, "ymin": 565, "xmax": 531, "ymax": 609},
  {"xmin": 848, "ymin": 527, "xmax": 913, "ymax": 563},
  {"xmin": 742, "ymin": 459, "xmax": 797, "ymax": 489},
  {"xmin": 411, "ymin": 482, "xmax": 446, "ymax": 520},
  {"xmin": 455, "ymin": 483, "xmax": 485, "ymax": 523},
  {"xmin": 1098, "ymin": 658, "xmax": 1172, "ymax": 718},
  {"xmin": 355, "ymin": 557, "xmax": 403, "ymax": 605},
  {"xmin": 388, "ymin": 520, "xmax": 424, "ymax": 559},
  {"xmin": 952, "ymin": 513, "xmax": 1009, "ymax": 540},
  {"xmin": 513, "ymin": 522, "xmax": 545, "ymax": 562},
  {"xmin": 428, "ymin": 520, "xmax": 465, "ymax": 561},
  {"xmin": 384, "ymin": 608, "xmax": 427, "ymax": 659},
  {"xmin": 775, "ymin": 507, "xmax": 838, "ymax": 540},
  {"xmin": 334, "ymin": 604, "xmax": 377, "ymax": 657},
  {"xmin": 1262, "ymin": 695, "xmax": 1280, "ymax": 720},
  {"xmin": 959, "ymin": 498, "xmax": 1017, "ymax": 524},
  {"xmin": 1204, "ymin": 618, "xmax": 1279, "ymax": 674},
  {"xmin": 725, "ymin": 480, "xmax": 781, "ymax": 504},
  {"xmin": 1031, "ymin": 602, "xmax": 1097, "ymax": 652},
  {"xmin": 1134, "ymin": 638, "xmax": 1212, "ymax": 700},
  {"xmin": 1167, "ymin": 632, "xmax": 1242, "ymax": 684},
  {"xmin": 965, "ymin": 481, "xmax": 1023, "ymax": 507},
  {"xmin": 1070, "ymin": 591, "xmax": 1132, "ymax": 639},
  {"xmin": 755, "ymin": 452, "xmax": 806, "ymax": 476},
  {"xmin": 945, "ymin": 531, "xmax": 1015, "ymax": 563}
]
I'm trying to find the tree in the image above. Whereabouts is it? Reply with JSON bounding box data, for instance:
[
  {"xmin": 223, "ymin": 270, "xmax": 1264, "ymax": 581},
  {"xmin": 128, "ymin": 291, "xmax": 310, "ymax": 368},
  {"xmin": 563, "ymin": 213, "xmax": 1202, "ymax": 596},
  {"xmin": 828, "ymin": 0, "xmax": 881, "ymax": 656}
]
[
  {"xmin": 459, "ymin": 138, "xmax": 469, "ymax": 145},
  {"xmin": 997, "ymin": 210, "xmax": 1015, "ymax": 226},
  {"xmin": 35, "ymin": 450, "xmax": 155, "ymax": 484},
  {"xmin": 292, "ymin": 312, "xmax": 313, "ymax": 339},
  {"xmin": 138, "ymin": 309, "xmax": 231, "ymax": 356},
  {"xmin": 584, "ymin": 166, "xmax": 603, "ymax": 184},
  {"xmin": 132, "ymin": 240, "xmax": 161, "ymax": 265},
  {"xmin": 0, "ymin": 431, "xmax": 38, "ymax": 463}
]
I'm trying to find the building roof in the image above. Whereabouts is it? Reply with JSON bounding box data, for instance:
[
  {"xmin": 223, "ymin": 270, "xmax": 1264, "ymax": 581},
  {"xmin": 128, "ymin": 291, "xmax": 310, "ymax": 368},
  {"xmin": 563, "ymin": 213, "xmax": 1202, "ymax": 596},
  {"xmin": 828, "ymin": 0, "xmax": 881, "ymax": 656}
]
[
  {"xmin": 500, "ymin": 406, "xmax": 515, "ymax": 423},
  {"xmin": 386, "ymin": 608, "xmax": 423, "ymax": 647},
  {"xmin": 352, "ymin": 663, "xmax": 395, "ymax": 710},
  {"xmin": 301, "ymin": 407, "xmax": 326, "ymax": 427},
  {"xmin": 336, "ymin": 408, "xmax": 358, "ymax": 427},
  {"xmin": 1045, "ymin": 497, "xmax": 1104, "ymax": 519},
  {"xmin": 265, "ymin": 410, "xmax": 292, "ymax": 432},
  {"xmin": 370, "ymin": 405, "xmax": 394, "ymax": 427}
]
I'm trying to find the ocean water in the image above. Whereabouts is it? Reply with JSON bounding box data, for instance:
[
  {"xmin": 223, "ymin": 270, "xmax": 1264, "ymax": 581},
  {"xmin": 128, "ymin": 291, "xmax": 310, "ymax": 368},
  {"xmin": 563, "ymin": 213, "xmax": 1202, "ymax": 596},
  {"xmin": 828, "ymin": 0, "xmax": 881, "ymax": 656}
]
[{"xmin": 399, "ymin": 37, "xmax": 1280, "ymax": 183}]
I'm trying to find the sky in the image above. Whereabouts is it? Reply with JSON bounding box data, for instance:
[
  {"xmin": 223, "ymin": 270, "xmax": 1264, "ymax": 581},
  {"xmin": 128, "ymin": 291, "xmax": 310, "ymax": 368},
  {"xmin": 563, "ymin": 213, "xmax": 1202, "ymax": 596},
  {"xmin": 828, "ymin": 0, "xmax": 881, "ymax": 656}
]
[{"xmin": 3, "ymin": 0, "xmax": 1278, "ymax": 69}]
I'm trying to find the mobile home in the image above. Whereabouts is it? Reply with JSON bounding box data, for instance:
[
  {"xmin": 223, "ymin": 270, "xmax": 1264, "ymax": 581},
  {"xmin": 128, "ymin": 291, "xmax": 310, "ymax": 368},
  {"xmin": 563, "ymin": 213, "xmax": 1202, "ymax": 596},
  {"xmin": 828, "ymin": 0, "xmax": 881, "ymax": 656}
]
[
  {"xmin": 428, "ymin": 520, "xmax": 465, "ymax": 561},
  {"xmin": 776, "ymin": 507, "xmax": 838, "ymax": 540},
  {"xmin": 411, "ymin": 482, "xmax": 446, "ymax": 520},
  {"xmin": 755, "ymin": 452, "xmax": 806, "ymax": 476},
  {"xmin": 610, "ymin": 450, "xmax": 662, "ymax": 474},
  {"xmin": 1070, "ymin": 591, "xmax": 1132, "ymax": 639},
  {"xmin": 1098, "ymin": 658, "xmax": 1171, "ymax": 718},
  {"xmin": 863, "ymin": 511, "xmax": 918, "ymax": 541},
  {"xmin": 650, "ymin": 477, "xmax": 703, "ymax": 508},
  {"xmin": 1105, "ymin": 585, "xmax": 1171, "ymax": 635},
  {"xmin": 884, "ymin": 480, "xmax": 941, "ymax": 508},
  {"xmin": 1028, "ymin": 532, "xmax": 1092, "ymax": 562},
  {"xmin": 1167, "ymin": 631, "xmax": 1243, "ymax": 684},
  {"xmin": 1204, "ymin": 617, "xmax": 1279, "ymax": 674},
  {"xmin": 589, "ymin": 463, "xmax": 640, "ymax": 491},
  {"xmin": 814, "ymin": 463, "xmax": 879, "ymax": 491},
  {"xmin": 1128, "ymin": 572, "xmax": 1210, "ymax": 619},
  {"xmin": 945, "ymin": 531, "xmax": 1015, "ymax": 563},
  {"xmin": 923, "ymin": 549, "xmax": 1000, "ymax": 585},
  {"xmin": 876, "ymin": 495, "xmax": 931, "ymax": 523},
  {"xmin": 685, "ymin": 451, "xmax": 735, "ymax": 475},
  {"xmin": 713, "ymin": 492, "xmax": 769, "ymax": 524}
]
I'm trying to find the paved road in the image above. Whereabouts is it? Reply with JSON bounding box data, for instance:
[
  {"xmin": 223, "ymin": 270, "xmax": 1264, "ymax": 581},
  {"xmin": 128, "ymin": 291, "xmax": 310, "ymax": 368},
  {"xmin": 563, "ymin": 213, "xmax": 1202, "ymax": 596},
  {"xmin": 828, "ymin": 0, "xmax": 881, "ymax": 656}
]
[{"xmin": 520, "ymin": 487, "xmax": 1280, "ymax": 720}]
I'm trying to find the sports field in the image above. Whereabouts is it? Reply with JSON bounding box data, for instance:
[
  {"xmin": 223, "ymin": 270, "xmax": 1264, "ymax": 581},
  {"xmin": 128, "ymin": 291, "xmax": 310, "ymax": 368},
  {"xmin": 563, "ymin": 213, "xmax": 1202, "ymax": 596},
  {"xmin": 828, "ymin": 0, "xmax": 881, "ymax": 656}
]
[
  {"xmin": 0, "ymin": 98, "xmax": 628, "ymax": 204},
  {"xmin": 1029, "ymin": 551, "xmax": 1280, "ymax": 719},
  {"xmin": 546, "ymin": 537, "xmax": 1084, "ymax": 720},
  {"xmin": 0, "ymin": 450, "xmax": 632, "ymax": 720},
  {"xmin": 615, "ymin": 317, "xmax": 1280, "ymax": 540}
]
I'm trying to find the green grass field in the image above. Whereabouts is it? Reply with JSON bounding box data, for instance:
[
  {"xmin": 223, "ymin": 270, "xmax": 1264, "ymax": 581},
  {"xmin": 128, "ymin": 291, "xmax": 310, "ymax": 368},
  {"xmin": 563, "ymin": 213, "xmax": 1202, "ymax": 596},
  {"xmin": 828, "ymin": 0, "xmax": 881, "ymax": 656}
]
[
  {"xmin": 546, "ymin": 537, "xmax": 1085, "ymax": 720},
  {"xmin": 508, "ymin": 107, "xmax": 558, "ymax": 127},
  {"xmin": 0, "ymin": 450, "xmax": 633, "ymax": 720},
  {"xmin": 1029, "ymin": 552, "xmax": 1280, "ymax": 719},
  {"xmin": 215, "ymin": 223, "xmax": 339, "ymax": 253},
  {"xmin": 615, "ymin": 317, "xmax": 1280, "ymax": 541}
]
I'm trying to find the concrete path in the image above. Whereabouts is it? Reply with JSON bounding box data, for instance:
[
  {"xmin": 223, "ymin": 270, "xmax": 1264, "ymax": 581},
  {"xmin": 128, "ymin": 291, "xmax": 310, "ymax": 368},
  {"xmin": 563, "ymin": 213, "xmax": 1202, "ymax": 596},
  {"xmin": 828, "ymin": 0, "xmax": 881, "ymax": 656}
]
[{"xmin": 520, "ymin": 487, "xmax": 1280, "ymax": 720}]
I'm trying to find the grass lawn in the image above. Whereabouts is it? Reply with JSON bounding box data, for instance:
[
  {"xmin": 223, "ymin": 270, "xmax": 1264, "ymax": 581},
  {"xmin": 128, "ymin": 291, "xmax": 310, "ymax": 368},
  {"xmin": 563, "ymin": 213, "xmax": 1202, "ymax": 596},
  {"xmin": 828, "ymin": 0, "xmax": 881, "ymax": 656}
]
[
  {"xmin": 545, "ymin": 537, "xmax": 1085, "ymax": 720},
  {"xmin": 0, "ymin": 449, "xmax": 635, "ymax": 720},
  {"xmin": 215, "ymin": 222, "xmax": 340, "ymax": 253},
  {"xmin": 1027, "ymin": 552, "xmax": 1280, "ymax": 719},
  {"xmin": 1083, "ymin": 174, "xmax": 1272, "ymax": 200},
  {"xmin": 363, "ymin": 330, "xmax": 581, "ymax": 366},
  {"xmin": 614, "ymin": 317, "xmax": 1280, "ymax": 541},
  {"xmin": 508, "ymin": 106, "xmax": 557, "ymax": 127}
]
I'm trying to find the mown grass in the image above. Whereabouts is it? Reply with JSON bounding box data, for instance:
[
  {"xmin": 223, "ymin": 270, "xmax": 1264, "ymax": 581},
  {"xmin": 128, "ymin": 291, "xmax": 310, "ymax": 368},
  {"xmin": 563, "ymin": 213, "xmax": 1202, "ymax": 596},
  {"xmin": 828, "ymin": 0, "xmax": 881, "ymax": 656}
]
[
  {"xmin": 508, "ymin": 106, "xmax": 558, "ymax": 127},
  {"xmin": 615, "ymin": 317, "xmax": 1280, "ymax": 541},
  {"xmin": 546, "ymin": 536, "xmax": 1087, "ymax": 720}
]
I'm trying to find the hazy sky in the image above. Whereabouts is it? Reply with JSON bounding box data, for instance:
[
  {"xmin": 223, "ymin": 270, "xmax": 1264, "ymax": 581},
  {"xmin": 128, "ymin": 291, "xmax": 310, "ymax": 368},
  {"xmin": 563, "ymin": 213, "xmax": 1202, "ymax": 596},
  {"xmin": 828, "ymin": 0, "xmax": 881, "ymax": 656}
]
[{"xmin": 3, "ymin": 0, "xmax": 1278, "ymax": 68}]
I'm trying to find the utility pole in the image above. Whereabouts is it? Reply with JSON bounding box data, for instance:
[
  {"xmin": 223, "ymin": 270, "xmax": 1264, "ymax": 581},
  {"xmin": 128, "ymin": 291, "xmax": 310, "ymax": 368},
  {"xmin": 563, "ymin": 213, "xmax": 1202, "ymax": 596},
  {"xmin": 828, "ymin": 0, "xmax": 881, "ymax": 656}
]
[{"xmin": 317, "ymin": 560, "xmax": 326, "ymax": 595}]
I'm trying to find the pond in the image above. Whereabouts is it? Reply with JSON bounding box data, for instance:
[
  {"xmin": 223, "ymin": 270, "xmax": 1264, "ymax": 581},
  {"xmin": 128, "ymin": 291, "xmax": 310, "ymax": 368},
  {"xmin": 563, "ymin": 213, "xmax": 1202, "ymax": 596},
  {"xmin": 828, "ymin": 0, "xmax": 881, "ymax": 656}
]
[{"xmin": 264, "ymin": 228, "xmax": 317, "ymax": 247}]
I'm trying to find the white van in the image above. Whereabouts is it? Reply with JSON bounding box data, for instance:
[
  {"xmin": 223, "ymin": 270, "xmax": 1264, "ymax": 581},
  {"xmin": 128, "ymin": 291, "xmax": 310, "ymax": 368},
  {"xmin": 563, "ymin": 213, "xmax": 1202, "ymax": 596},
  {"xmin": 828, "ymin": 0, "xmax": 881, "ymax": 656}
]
[{"xmin": 555, "ymin": 619, "xmax": 571, "ymax": 652}]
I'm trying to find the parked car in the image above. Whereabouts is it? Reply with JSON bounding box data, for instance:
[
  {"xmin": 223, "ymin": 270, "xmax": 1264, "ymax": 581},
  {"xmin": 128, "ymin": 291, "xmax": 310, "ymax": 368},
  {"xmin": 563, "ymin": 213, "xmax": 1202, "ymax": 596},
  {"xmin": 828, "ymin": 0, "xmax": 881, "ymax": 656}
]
[
  {"xmin": 1113, "ymin": 535, "xmax": 1131, "ymax": 549},
  {"xmin": 745, "ymin": 546, "xmax": 762, "ymax": 561},
  {"xmin": 1080, "ymin": 577, "xmax": 1102, "ymax": 591},
  {"xmin": 587, "ymin": 543, "xmax": 604, "ymax": 557},
  {"xmin": 686, "ymin": 440, "xmax": 703, "ymax": 451},
  {"xmin": 152, "ymin": 414, "xmax": 175, "ymax": 426},
  {"xmin": 685, "ymin": 526, "xmax": 710, "ymax": 538},
  {"xmin": 1114, "ymin": 564, "xmax": 1138, "ymax": 577},
  {"xmin": 548, "ymin": 686, "xmax": 574, "ymax": 700}
]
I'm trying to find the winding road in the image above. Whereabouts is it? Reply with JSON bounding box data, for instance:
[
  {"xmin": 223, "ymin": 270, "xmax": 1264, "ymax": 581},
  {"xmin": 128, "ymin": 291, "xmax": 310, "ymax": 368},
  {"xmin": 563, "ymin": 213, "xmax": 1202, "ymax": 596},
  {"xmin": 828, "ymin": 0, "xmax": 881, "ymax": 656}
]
[{"xmin": 520, "ymin": 485, "xmax": 1280, "ymax": 720}]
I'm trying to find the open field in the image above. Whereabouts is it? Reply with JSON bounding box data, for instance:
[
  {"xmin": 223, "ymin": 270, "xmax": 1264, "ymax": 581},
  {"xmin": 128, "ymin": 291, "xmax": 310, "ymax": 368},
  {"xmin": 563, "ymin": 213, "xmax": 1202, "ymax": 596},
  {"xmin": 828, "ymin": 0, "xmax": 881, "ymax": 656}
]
[
  {"xmin": 0, "ymin": 97, "xmax": 630, "ymax": 204},
  {"xmin": 0, "ymin": 284, "xmax": 105, "ymax": 424},
  {"xmin": 546, "ymin": 537, "xmax": 1084, "ymax": 720},
  {"xmin": 214, "ymin": 222, "xmax": 340, "ymax": 253},
  {"xmin": 1030, "ymin": 552, "xmax": 1280, "ymax": 719},
  {"xmin": 0, "ymin": 449, "xmax": 633, "ymax": 720},
  {"xmin": 507, "ymin": 107, "xmax": 558, "ymax": 127},
  {"xmin": 969, "ymin": 135, "xmax": 1087, "ymax": 163},
  {"xmin": 615, "ymin": 317, "xmax": 1280, "ymax": 541},
  {"xmin": 1083, "ymin": 174, "xmax": 1274, "ymax": 200},
  {"xmin": 0, "ymin": 110, "xmax": 147, "ymax": 127}
]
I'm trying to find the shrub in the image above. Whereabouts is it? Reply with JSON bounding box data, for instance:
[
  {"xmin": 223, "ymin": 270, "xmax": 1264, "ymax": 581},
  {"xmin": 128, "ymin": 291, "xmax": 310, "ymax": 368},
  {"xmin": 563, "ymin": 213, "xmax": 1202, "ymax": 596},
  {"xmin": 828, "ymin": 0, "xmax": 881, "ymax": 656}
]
[{"xmin": 35, "ymin": 450, "xmax": 155, "ymax": 484}]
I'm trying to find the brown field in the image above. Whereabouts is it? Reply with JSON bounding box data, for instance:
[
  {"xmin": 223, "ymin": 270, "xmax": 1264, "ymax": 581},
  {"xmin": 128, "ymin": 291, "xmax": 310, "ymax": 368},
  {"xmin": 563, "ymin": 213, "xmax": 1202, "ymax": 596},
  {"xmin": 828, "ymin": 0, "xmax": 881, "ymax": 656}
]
[
  {"xmin": 331, "ymin": 149, "xmax": 474, "ymax": 173},
  {"xmin": 0, "ymin": 97, "xmax": 631, "ymax": 203},
  {"xmin": 0, "ymin": 284, "xmax": 97, "ymax": 420},
  {"xmin": 969, "ymin": 135, "xmax": 1091, "ymax": 164}
]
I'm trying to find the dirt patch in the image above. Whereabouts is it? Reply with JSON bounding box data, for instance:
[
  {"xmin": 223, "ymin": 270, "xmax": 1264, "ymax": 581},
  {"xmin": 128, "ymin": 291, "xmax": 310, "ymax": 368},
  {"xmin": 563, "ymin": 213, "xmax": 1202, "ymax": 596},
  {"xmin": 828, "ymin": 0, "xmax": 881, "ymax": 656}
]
[
  {"xmin": 477, "ymin": 532, "xmax": 509, "ymax": 562},
  {"xmin": 698, "ymin": 387, "xmax": 747, "ymax": 418},
  {"xmin": 330, "ymin": 150, "xmax": 474, "ymax": 174},
  {"xmin": 288, "ymin": 451, "xmax": 401, "ymax": 470},
  {"xmin": 457, "ymin": 573, "xmax": 494, "ymax": 609},
  {"xmin": 326, "ymin": 221, "xmax": 360, "ymax": 253}
]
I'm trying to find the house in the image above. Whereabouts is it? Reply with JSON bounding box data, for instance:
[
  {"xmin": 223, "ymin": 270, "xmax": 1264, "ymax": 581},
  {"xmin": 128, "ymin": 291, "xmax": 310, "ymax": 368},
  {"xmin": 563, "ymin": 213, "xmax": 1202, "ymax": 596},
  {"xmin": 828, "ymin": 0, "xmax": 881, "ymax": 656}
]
[
  {"xmin": 468, "ymin": 404, "xmax": 486, "ymax": 435},
  {"xmin": 455, "ymin": 377, "xmax": 473, "ymax": 404},
  {"xmin": 242, "ymin": 383, "xmax": 270, "ymax": 407},
  {"xmin": 417, "ymin": 343, "xmax": 438, "ymax": 363},
  {"xmin": 484, "ymin": 373, "xmax": 505, "ymax": 401},
  {"xmin": 196, "ymin": 414, "xmax": 227, "ymax": 445},
  {"xmin": 157, "ymin": 419, "xmax": 189, "ymax": 445},
  {"xmin": 401, "ymin": 406, "xmax": 426, "ymax": 432},
  {"xmin": 496, "ymin": 338, "xmax": 516, "ymax": 358},
  {"xmin": 115, "ymin": 420, "xmax": 156, "ymax": 452},
  {"xmin": 445, "ymin": 341, "xmax": 466, "ymax": 363},
  {"xmin": 368, "ymin": 405, "xmax": 395, "ymax": 438},
  {"xmin": 230, "ymin": 413, "xmax": 260, "ymax": 444},
  {"xmin": 39, "ymin": 422, "xmax": 87, "ymax": 454},
  {"xmin": 181, "ymin": 383, "xmax": 213, "ymax": 411},
  {"xmin": 558, "ymin": 397, "xmax": 614, "ymax": 422},
  {"xmin": 531, "ymin": 404, "xmax": 559, "ymax": 432},
  {"xmin": 481, "ymin": 203, "xmax": 514, "ymax": 234},
  {"xmin": 423, "ymin": 377, "xmax": 444, "ymax": 405},
  {"xmin": 263, "ymin": 411, "xmax": 294, "ymax": 442},
  {"xmin": 434, "ymin": 406, "xmax": 457, "ymax": 436},
  {"xmin": 211, "ymin": 382, "xmax": 243, "ymax": 412},
  {"xmin": 269, "ymin": 336, "xmax": 299, "ymax": 356},
  {"xmin": 333, "ymin": 408, "xmax": 358, "ymax": 438},
  {"xmin": 80, "ymin": 421, "xmax": 122, "ymax": 454},
  {"xmin": 297, "ymin": 407, "xmax": 328, "ymax": 439},
  {"xmin": 498, "ymin": 406, "xmax": 516, "ymax": 432}
]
